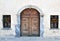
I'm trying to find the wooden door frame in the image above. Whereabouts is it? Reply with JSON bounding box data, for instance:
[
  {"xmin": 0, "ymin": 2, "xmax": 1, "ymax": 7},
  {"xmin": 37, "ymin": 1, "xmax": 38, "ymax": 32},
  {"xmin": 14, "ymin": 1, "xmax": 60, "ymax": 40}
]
[{"xmin": 20, "ymin": 8, "xmax": 40, "ymax": 36}]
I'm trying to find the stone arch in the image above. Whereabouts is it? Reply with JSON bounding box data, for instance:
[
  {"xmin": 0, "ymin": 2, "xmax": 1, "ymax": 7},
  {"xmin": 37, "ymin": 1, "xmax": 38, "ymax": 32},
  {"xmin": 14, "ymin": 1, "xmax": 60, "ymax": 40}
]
[
  {"xmin": 17, "ymin": 5, "xmax": 43, "ymax": 16},
  {"xmin": 16, "ymin": 5, "xmax": 44, "ymax": 37}
]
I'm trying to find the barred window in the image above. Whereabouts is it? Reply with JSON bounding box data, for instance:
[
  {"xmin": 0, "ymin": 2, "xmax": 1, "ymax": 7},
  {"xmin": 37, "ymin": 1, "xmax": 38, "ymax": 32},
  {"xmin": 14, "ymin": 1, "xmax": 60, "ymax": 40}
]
[
  {"xmin": 50, "ymin": 15, "xmax": 58, "ymax": 29},
  {"xmin": 3, "ymin": 15, "xmax": 11, "ymax": 28}
]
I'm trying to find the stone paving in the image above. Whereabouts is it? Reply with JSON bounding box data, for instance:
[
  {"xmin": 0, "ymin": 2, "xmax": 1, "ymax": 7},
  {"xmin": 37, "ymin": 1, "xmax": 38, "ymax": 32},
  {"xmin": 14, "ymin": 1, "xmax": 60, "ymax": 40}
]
[{"xmin": 0, "ymin": 36, "xmax": 60, "ymax": 41}]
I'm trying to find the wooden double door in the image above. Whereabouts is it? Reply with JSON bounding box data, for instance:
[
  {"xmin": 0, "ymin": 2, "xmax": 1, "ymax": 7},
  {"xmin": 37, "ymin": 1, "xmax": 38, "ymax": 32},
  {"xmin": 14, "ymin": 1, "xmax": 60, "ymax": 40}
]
[{"xmin": 20, "ymin": 8, "xmax": 40, "ymax": 36}]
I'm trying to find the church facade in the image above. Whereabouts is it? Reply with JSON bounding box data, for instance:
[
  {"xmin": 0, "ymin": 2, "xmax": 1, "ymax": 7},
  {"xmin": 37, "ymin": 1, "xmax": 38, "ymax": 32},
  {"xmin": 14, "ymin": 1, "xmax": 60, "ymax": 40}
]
[{"xmin": 0, "ymin": 0, "xmax": 60, "ymax": 37}]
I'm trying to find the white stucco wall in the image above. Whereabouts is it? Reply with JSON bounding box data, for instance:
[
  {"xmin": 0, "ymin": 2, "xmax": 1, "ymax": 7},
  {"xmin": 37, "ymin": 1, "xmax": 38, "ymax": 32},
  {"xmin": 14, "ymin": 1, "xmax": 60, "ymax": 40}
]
[{"xmin": 0, "ymin": 0, "xmax": 60, "ymax": 37}]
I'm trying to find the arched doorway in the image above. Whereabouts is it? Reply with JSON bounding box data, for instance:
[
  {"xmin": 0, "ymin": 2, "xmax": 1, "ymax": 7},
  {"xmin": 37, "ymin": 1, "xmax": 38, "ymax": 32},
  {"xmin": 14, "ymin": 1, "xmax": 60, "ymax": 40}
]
[{"xmin": 20, "ymin": 8, "xmax": 40, "ymax": 36}]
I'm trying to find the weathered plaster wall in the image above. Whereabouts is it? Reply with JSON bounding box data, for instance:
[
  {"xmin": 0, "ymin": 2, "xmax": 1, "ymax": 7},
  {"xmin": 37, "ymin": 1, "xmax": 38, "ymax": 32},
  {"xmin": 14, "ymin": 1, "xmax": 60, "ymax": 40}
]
[{"xmin": 0, "ymin": 0, "xmax": 60, "ymax": 37}]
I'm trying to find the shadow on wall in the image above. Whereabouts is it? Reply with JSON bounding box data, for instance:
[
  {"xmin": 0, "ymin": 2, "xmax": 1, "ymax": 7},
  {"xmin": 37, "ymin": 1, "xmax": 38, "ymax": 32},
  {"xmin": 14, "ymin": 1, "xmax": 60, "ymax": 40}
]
[
  {"xmin": 15, "ymin": 24, "xmax": 20, "ymax": 37},
  {"xmin": 40, "ymin": 16, "xmax": 44, "ymax": 37},
  {"xmin": 15, "ymin": 15, "xmax": 20, "ymax": 37}
]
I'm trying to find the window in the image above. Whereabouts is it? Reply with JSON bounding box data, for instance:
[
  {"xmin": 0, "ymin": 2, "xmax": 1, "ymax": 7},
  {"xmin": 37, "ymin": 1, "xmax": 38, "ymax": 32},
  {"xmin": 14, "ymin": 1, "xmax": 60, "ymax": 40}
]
[
  {"xmin": 3, "ymin": 15, "xmax": 11, "ymax": 28},
  {"xmin": 50, "ymin": 15, "xmax": 59, "ymax": 29}
]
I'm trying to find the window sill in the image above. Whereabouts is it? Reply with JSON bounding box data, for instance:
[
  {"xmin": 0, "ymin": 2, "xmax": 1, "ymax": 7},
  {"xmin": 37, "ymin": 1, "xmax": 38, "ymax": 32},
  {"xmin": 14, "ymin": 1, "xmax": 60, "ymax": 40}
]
[
  {"xmin": 49, "ymin": 28, "xmax": 59, "ymax": 30},
  {"xmin": 1, "ymin": 28, "xmax": 12, "ymax": 30}
]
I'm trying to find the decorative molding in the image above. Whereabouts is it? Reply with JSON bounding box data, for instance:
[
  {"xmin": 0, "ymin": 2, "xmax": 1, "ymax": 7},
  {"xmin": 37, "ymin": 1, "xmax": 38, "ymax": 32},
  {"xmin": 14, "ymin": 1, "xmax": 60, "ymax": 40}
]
[{"xmin": 17, "ymin": 5, "xmax": 44, "ymax": 16}]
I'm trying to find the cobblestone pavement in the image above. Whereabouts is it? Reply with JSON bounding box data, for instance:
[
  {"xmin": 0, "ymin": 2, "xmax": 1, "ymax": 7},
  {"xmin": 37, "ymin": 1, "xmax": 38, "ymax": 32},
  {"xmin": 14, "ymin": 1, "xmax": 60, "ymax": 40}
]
[{"xmin": 0, "ymin": 36, "xmax": 60, "ymax": 41}]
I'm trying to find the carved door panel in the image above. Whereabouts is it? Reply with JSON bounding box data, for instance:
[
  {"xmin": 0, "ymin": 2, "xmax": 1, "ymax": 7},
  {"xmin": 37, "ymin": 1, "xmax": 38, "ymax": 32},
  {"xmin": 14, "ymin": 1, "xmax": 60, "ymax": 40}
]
[
  {"xmin": 31, "ymin": 17, "xmax": 39, "ymax": 35},
  {"xmin": 21, "ymin": 18, "xmax": 29, "ymax": 36}
]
